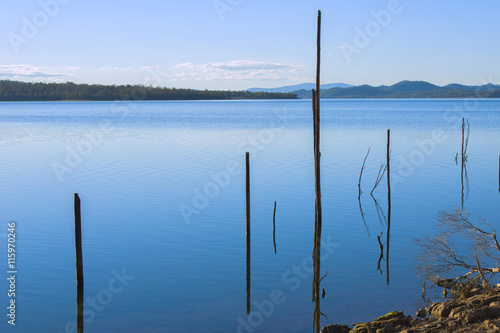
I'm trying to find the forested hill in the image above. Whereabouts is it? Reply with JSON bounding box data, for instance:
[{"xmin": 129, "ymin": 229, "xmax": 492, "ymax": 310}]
[
  {"xmin": 0, "ymin": 80, "xmax": 298, "ymax": 101},
  {"xmin": 291, "ymin": 80, "xmax": 500, "ymax": 99}
]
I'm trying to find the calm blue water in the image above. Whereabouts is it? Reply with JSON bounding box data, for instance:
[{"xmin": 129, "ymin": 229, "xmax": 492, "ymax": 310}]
[{"xmin": 0, "ymin": 99, "xmax": 499, "ymax": 332}]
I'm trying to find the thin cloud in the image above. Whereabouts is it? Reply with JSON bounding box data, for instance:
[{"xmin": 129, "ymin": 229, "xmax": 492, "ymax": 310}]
[
  {"xmin": 171, "ymin": 60, "xmax": 301, "ymax": 81},
  {"xmin": 97, "ymin": 66, "xmax": 134, "ymax": 71},
  {"xmin": 0, "ymin": 65, "xmax": 76, "ymax": 82}
]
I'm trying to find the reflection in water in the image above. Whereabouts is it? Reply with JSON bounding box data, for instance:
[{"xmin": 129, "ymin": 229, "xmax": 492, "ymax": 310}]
[
  {"xmin": 74, "ymin": 193, "xmax": 84, "ymax": 333},
  {"xmin": 273, "ymin": 201, "xmax": 277, "ymax": 254},
  {"xmin": 461, "ymin": 161, "xmax": 469, "ymax": 209},
  {"xmin": 77, "ymin": 288, "xmax": 84, "ymax": 333},
  {"xmin": 371, "ymin": 194, "xmax": 387, "ymax": 226},
  {"xmin": 246, "ymin": 234, "xmax": 250, "ymax": 315},
  {"xmin": 358, "ymin": 148, "xmax": 371, "ymax": 200},
  {"xmin": 377, "ymin": 232, "xmax": 384, "ymax": 275},
  {"xmin": 386, "ymin": 129, "xmax": 391, "ymax": 286},
  {"xmin": 246, "ymin": 152, "xmax": 251, "ymax": 314},
  {"xmin": 460, "ymin": 118, "xmax": 470, "ymax": 209},
  {"xmin": 357, "ymin": 131, "xmax": 391, "ymax": 282},
  {"xmin": 358, "ymin": 196, "xmax": 370, "ymax": 236}
]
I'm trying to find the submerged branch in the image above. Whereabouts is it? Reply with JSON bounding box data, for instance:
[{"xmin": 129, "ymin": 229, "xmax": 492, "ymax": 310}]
[
  {"xmin": 358, "ymin": 148, "xmax": 370, "ymax": 200},
  {"xmin": 371, "ymin": 164, "xmax": 387, "ymax": 195},
  {"xmin": 416, "ymin": 207, "xmax": 500, "ymax": 288}
]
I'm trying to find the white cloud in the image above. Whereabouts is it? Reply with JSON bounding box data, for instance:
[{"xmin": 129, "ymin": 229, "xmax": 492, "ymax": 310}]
[
  {"xmin": 97, "ymin": 66, "xmax": 134, "ymax": 71},
  {"xmin": 0, "ymin": 65, "xmax": 77, "ymax": 82},
  {"xmin": 170, "ymin": 60, "xmax": 302, "ymax": 81}
]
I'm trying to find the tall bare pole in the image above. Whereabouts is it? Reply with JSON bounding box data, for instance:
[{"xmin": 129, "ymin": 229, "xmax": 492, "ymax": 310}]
[
  {"xmin": 75, "ymin": 193, "xmax": 84, "ymax": 292},
  {"xmin": 74, "ymin": 193, "xmax": 84, "ymax": 333},
  {"xmin": 246, "ymin": 152, "xmax": 251, "ymax": 314},
  {"xmin": 386, "ymin": 130, "xmax": 391, "ymax": 286},
  {"xmin": 312, "ymin": 9, "xmax": 322, "ymax": 302},
  {"xmin": 273, "ymin": 201, "xmax": 277, "ymax": 254}
]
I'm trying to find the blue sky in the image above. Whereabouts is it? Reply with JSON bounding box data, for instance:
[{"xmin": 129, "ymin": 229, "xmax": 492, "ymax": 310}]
[{"xmin": 0, "ymin": 0, "xmax": 499, "ymax": 90}]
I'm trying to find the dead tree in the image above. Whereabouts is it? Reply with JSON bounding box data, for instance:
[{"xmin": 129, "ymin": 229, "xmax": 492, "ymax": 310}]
[{"xmin": 416, "ymin": 207, "xmax": 500, "ymax": 287}]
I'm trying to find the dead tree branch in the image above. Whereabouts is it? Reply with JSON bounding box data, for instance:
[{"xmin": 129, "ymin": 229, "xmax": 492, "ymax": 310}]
[
  {"xmin": 371, "ymin": 164, "xmax": 387, "ymax": 195},
  {"xmin": 416, "ymin": 207, "xmax": 500, "ymax": 287},
  {"xmin": 358, "ymin": 148, "xmax": 370, "ymax": 200}
]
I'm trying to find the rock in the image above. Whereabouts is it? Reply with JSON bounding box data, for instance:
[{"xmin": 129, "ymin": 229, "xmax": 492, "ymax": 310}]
[
  {"xmin": 350, "ymin": 323, "xmax": 369, "ymax": 333},
  {"xmin": 375, "ymin": 311, "xmax": 404, "ymax": 321},
  {"xmin": 449, "ymin": 305, "xmax": 468, "ymax": 319},
  {"xmin": 384, "ymin": 324, "xmax": 395, "ymax": 332},
  {"xmin": 430, "ymin": 300, "xmax": 459, "ymax": 319},
  {"xmin": 376, "ymin": 329, "xmax": 385, "ymax": 333},
  {"xmin": 319, "ymin": 324, "xmax": 350, "ymax": 333},
  {"xmin": 480, "ymin": 295, "xmax": 500, "ymax": 306},
  {"xmin": 410, "ymin": 318, "xmax": 422, "ymax": 327},
  {"xmin": 425, "ymin": 302, "xmax": 440, "ymax": 315},
  {"xmin": 415, "ymin": 308, "xmax": 426, "ymax": 318},
  {"xmin": 463, "ymin": 307, "xmax": 500, "ymax": 324},
  {"xmin": 484, "ymin": 319, "xmax": 500, "ymax": 332},
  {"xmin": 462, "ymin": 288, "xmax": 482, "ymax": 299}
]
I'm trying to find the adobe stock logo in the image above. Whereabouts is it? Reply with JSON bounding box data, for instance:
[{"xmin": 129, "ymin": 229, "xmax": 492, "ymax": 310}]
[
  {"xmin": 7, "ymin": 0, "xmax": 72, "ymax": 54},
  {"xmin": 55, "ymin": 268, "xmax": 135, "ymax": 333},
  {"xmin": 213, "ymin": 0, "xmax": 243, "ymax": 21}
]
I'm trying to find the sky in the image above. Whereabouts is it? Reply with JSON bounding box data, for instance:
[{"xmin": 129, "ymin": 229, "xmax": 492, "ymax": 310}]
[{"xmin": 0, "ymin": 0, "xmax": 499, "ymax": 90}]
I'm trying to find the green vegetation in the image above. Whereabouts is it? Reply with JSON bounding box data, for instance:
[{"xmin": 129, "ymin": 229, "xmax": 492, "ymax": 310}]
[
  {"xmin": 0, "ymin": 80, "xmax": 298, "ymax": 101},
  {"xmin": 292, "ymin": 80, "xmax": 500, "ymax": 99}
]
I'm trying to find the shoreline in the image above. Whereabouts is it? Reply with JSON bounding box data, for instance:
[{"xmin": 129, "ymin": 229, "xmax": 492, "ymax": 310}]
[{"xmin": 322, "ymin": 288, "xmax": 500, "ymax": 333}]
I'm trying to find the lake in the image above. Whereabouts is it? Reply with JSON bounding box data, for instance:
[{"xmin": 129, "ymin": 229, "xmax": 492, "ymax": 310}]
[{"xmin": 0, "ymin": 99, "xmax": 499, "ymax": 332}]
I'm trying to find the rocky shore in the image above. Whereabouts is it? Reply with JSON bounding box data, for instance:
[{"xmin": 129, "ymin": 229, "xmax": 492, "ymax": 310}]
[{"xmin": 321, "ymin": 288, "xmax": 500, "ymax": 333}]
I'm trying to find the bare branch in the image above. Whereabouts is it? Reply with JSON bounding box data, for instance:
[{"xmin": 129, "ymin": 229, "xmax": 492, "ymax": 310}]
[
  {"xmin": 416, "ymin": 206, "xmax": 500, "ymax": 288},
  {"xmin": 371, "ymin": 163, "xmax": 387, "ymax": 195},
  {"xmin": 358, "ymin": 148, "xmax": 370, "ymax": 199},
  {"xmin": 371, "ymin": 193, "xmax": 387, "ymax": 225}
]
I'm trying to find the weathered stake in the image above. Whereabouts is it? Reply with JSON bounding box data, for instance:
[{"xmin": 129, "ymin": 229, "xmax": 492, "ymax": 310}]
[
  {"xmin": 75, "ymin": 193, "xmax": 84, "ymax": 292},
  {"xmin": 246, "ymin": 152, "xmax": 250, "ymax": 242},
  {"xmin": 462, "ymin": 118, "xmax": 465, "ymax": 163},
  {"xmin": 312, "ymin": 9, "xmax": 323, "ymax": 303},
  {"xmin": 386, "ymin": 129, "xmax": 391, "ymax": 286},
  {"xmin": 245, "ymin": 152, "xmax": 251, "ymax": 314},
  {"xmin": 74, "ymin": 193, "xmax": 84, "ymax": 333},
  {"xmin": 273, "ymin": 201, "xmax": 277, "ymax": 254},
  {"xmin": 312, "ymin": 10, "xmax": 323, "ymax": 333}
]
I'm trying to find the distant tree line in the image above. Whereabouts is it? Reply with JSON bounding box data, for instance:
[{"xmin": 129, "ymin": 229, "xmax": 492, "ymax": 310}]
[{"xmin": 0, "ymin": 80, "xmax": 298, "ymax": 101}]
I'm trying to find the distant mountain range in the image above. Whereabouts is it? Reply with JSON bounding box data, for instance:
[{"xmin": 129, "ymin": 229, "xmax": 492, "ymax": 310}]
[
  {"xmin": 289, "ymin": 81, "xmax": 500, "ymax": 99},
  {"xmin": 248, "ymin": 83, "xmax": 353, "ymax": 93},
  {"xmin": 248, "ymin": 81, "xmax": 500, "ymax": 98}
]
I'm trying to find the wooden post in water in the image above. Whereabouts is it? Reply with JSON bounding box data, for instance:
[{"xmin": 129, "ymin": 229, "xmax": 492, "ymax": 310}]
[
  {"xmin": 461, "ymin": 118, "xmax": 465, "ymax": 164},
  {"xmin": 273, "ymin": 201, "xmax": 277, "ymax": 254},
  {"xmin": 75, "ymin": 193, "xmax": 84, "ymax": 292},
  {"xmin": 74, "ymin": 193, "xmax": 84, "ymax": 332},
  {"xmin": 246, "ymin": 152, "xmax": 250, "ymax": 242},
  {"xmin": 245, "ymin": 152, "xmax": 251, "ymax": 314},
  {"xmin": 77, "ymin": 288, "xmax": 84, "ymax": 333},
  {"xmin": 386, "ymin": 130, "xmax": 391, "ymax": 286},
  {"xmin": 312, "ymin": 9, "xmax": 323, "ymax": 303}
]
